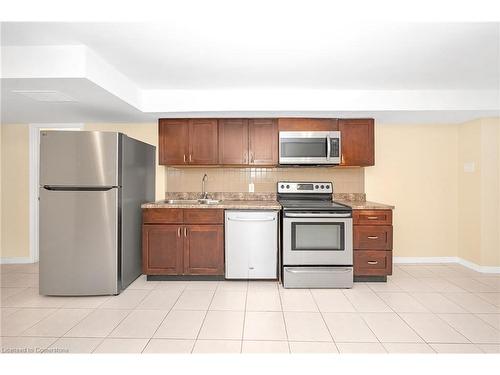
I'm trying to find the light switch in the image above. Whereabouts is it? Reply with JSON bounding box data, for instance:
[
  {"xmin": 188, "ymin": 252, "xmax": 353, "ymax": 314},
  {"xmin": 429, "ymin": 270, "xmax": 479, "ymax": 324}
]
[{"xmin": 463, "ymin": 162, "xmax": 475, "ymax": 173}]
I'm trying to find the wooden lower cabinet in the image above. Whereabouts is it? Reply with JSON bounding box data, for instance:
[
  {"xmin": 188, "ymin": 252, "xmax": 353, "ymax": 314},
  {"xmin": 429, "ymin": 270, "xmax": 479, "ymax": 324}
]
[
  {"xmin": 142, "ymin": 209, "xmax": 224, "ymax": 276},
  {"xmin": 142, "ymin": 225, "xmax": 183, "ymax": 275},
  {"xmin": 184, "ymin": 225, "xmax": 224, "ymax": 275},
  {"xmin": 353, "ymin": 209, "xmax": 393, "ymax": 278},
  {"xmin": 354, "ymin": 225, "xmax": 393, "ymax": 250},
  {"xmin": 354, "ymin": 250, "xmax": 392, "ymax": 276}
]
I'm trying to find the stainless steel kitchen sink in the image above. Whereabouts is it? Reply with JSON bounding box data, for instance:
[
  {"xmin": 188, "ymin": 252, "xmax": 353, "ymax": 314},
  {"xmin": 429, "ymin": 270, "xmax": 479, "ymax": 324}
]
[
  {"xmin": 164, "ymin": 199, "xmax": 220, "ymax": 205},
  {"xmin": 197, "ymin": 198, "xmax": 220, "ymax": 205}
]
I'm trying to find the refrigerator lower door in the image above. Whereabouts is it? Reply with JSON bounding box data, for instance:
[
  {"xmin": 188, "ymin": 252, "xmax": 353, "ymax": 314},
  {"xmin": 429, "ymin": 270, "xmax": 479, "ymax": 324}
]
[{"xmin": 39, "ymin": 187, "xmax": 119, "ymax": 295}]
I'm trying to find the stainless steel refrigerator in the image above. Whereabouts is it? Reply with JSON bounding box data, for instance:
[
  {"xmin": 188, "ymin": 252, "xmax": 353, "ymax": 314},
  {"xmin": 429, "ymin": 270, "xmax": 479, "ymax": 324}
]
[{"xmin": 39, "ymin": 131, "xmax": 155, "ymax": 296}]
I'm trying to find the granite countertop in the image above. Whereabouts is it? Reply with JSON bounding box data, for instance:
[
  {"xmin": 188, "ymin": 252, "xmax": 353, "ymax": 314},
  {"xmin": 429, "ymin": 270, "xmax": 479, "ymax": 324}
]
[
  {"xmin": 141, "ymin": 192, "xmax": 393, "ymax": 210},
  {"xmin": 337, "ymin": 200, "xmax": 395, "ymax": 210},
  {"xmin": 141, "ymin": 199, "xmax": 281, "ymax": 210}
]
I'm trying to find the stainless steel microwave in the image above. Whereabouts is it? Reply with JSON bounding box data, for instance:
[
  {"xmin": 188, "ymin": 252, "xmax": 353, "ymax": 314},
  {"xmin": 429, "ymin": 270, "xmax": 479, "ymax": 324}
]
[{"xmin": 279, "ymin": 131, "xmax": 341, "ymax": 165}]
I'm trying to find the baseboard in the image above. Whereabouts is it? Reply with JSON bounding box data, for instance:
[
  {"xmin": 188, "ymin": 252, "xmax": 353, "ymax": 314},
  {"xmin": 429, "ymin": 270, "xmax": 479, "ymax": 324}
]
[
  {"xmin": 393, "ymin": 256, "xmax": 459, "ymax": 264},
  {"xmin": 0, "ymin": 257, "xmax": 35, "ymax": 264},
  {"xmin": 394, "ymin": 256, "xmax": 500, "ymax": 274},
  {"xmin": 457, "ymin": 258, "xmax": 500, "ymax": 274}
]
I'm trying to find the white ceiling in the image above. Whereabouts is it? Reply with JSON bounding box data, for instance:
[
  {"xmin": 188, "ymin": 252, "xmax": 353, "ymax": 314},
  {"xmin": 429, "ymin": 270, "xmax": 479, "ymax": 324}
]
[
  {"xmin": 1, "ymin": 21, "xmax": 499, "ymax": 123},
  {"xmin": 3, "ymin": 22, "xmax": 499, "ymax": 90},
  {"xmin": 1, "ymin": 78, "xmax": 151, "ymax": 123}
]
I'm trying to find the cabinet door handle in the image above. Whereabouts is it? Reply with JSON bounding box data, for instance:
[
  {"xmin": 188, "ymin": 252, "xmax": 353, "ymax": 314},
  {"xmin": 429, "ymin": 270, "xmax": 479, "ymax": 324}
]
[
  {"xmin": 183, "ymin": 154, "xmax": 186, "ymax": 163},
  {"xmin": 367, "ymin": 236, "xmax": 379, "ymax": 240},
  {"xmin": 367, "ymin": 216, "xmax": 379, "ymax": 220},
  {"xmin": 367, "ymin": 260, "xmax": 378, "ymax": 265},
  {"xmin": 249, "ymin": 152, "xmax": 254, "ymax": 163},
  {"xmin": 177, "ymin": 227, "xmax": 181, "ymax": 237},
  {"xmin": 184, "ymin": 227, "xmax": 187, "ymax": 237},
  {"xmin": 189, "ymin": 154, "xmax": 192, "ymax": 162}
]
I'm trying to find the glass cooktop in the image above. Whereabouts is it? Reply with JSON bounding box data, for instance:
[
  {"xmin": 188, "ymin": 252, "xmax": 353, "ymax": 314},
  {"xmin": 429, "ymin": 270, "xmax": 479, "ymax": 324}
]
[{"xmin": 278, "ymin": 199, "xmax": 352, "ymax": 211}]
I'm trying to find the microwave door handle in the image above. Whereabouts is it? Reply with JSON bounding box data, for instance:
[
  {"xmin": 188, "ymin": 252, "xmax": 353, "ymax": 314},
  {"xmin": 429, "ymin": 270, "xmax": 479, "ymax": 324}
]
[{"xmin": 326, "ymin": 135, "xmax": 331, "ymax": 160}]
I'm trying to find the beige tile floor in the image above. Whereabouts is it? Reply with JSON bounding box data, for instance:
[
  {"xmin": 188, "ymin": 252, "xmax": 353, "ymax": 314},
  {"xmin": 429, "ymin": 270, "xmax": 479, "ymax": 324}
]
[{"xmin": 1, "ymin": 262, "xmax": 500, "ymax": 354}]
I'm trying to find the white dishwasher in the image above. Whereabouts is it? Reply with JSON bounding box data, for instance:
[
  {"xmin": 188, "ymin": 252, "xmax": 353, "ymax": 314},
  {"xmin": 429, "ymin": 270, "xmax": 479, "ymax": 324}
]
[{"xmin": 225, "ymin": 210, "xmax": 278, "ymax": 279}]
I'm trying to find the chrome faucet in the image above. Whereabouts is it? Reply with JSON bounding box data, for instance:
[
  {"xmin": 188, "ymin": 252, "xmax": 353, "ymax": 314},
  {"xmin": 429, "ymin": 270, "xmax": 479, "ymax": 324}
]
[{"xmin": 201, "ymin": 174, "xmax": 208, "ymax": 199}]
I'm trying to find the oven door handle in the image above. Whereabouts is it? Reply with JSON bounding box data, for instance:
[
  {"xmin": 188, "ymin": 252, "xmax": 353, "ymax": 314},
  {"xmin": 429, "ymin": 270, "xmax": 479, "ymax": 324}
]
[
  {"xmin": 284, "ymin": 212, "xmax": 351, "ymax": 218},
  {"xmin": 285, "ymin": 268, "xmax": 352, "ymax": 274}
]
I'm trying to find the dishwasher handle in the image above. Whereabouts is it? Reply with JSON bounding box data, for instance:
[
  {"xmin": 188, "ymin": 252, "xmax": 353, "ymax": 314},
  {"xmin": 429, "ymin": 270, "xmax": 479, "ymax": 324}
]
[{"xmin": 227, "ymin": 217, "xmax": 276, "ymax": 222}]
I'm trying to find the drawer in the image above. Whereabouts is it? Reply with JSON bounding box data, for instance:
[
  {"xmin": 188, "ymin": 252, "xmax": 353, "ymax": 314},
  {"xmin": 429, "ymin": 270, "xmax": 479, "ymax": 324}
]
[
  {"xmin": 283, "ymin": 266, "xmax": 353, "ymax": 288},
  {"xmin": 143, "ymin": 208, "xmax": 183, "ymax": 224},
  {"xmin": 353, "ymin": 210, "xmax": 392, "ymax": 225},
  {"xmin": 183, "ymin": 209, "xmax": 224, "ymax": 224},
  {"xmin": 354, "ymin": 225, "xmax": 393, "ymax": 250},
  {"xmin": 354, "ymin": 251, "xmax": 392, "ymax": 276}
]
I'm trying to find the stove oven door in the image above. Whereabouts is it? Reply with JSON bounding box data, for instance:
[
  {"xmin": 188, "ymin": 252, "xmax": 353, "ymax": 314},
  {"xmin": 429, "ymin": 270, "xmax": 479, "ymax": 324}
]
[{"xmin": 283, "ymin": 213, "xmax": 353, "ymax": 266}]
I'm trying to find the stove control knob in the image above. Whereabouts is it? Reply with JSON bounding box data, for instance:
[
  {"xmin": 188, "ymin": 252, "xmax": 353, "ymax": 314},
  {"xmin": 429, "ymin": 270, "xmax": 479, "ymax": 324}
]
[
  {"xmin": 280, "ymin": 184, "xmax": 285, "ymax": 189},
  {"xmin": 286, "ymin": 184, "xmax": 290, "ymax": 189},
  {"xmin": 315, "ymin": 185, "xmax": 319, "ymax": 189},
  {"xmin": 320, "ymin": 185, "xmax": 325, "ymax": 189}
]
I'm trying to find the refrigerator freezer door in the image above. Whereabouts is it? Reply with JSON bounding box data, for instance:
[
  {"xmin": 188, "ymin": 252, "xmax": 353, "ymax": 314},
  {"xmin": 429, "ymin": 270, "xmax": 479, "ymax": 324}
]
[
  {"xmin": 40, "ymin": 131, "xmax": 119, "ymax": 187},
  {"xmin": 39, "ymin": 187, "xmax": 119, "ymax": 295}
]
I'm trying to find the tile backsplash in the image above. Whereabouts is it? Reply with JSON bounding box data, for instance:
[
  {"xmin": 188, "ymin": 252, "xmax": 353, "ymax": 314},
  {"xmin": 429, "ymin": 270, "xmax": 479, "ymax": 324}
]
[{"xmin": 165, "ymin": 167, "xmax": 364, "ymax": 194}]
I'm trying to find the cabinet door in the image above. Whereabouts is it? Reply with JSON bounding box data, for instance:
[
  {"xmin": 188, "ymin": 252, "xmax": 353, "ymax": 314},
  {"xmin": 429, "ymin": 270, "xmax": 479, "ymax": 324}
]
[
  {"xmin": 278, "ymin": 118, "xmax": 338, "ymax": 131},
  {"xmin": 142, "ymin": 225, "xmax": 183, "ymax": 275},
  {"xmin": 184, "ymin": 225, "xmax": 224, "ymax": 275},
  {"xmin": 248, "ymin": 119, "xmax": 278, "ymax": 165},
  {"xmin": 159, "ymin": 119, "xmax": 189, "ymax": 165},
  {"xmin": 218, "ymin": 119, "xmax": 249, "ymax": 165},
  {"xmin": 188, "ymin": 119, "xmax": 218, "ymax": 164},
  {"xmin": 338, "ymin": 119, "xmax": 375, "ymax": 166}
]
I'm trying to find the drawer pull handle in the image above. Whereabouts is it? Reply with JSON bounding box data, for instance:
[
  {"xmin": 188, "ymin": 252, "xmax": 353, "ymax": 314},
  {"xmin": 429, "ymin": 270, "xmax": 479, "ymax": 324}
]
[
  {"xmin": 177, "ymin": 227, "xmax": 181, "ymax": 237},
  {"xmin": 184, "ymin": 227, "xmax": 188, "ymax": 237},
  {"xmin": 367, "ymin": 216, "xmax": 379, "ymax": 220},
  {"xmin": 367, "ymin": 236, "xmax": 379, "ymax": 239},
  {"xmin": 367, "ymin": 261, "xmax": 379, "ymax": 265}
]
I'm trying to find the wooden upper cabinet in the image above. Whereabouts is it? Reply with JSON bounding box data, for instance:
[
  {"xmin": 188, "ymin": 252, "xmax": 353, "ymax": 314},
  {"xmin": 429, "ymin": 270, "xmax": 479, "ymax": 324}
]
[
  {"xmin": 278, "ymin": 118, "xmax": 338, "ymax": 131},
  {"xmin": 338, "ymin": 119, "xmax": 375, "ymax": 166},
  {"xmin": 188, "ymin": 119, "xmax": 218, "ymax": 164},
  {"xmin": 159, "ymin": 119, "xmax": 189, "ymax": 165},
  {"xmin": 159, "ymin": 117, "xmax": 375, "ymax": 167},
  {"xmin": 218, "ymin": 119, "xmax": 249, "ymax": 165},
  {"xmin": 158, "ymin": 118, "xmax": 218, "ymax": 165},
  {"xmin": 248, "ymin": 119, "xmax": 278, "ymax": 165}
]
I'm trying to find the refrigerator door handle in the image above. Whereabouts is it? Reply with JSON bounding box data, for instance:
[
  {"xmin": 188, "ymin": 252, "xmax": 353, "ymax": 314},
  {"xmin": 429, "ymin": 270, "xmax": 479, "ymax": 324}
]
[{"xmin": 42, "ymin": 186, "xmax": 117, "ymax": 191}]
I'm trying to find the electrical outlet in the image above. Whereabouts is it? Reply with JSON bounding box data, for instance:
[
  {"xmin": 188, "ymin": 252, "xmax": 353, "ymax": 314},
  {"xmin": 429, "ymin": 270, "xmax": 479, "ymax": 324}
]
[{"xmin": 463, "ymin": 162, "xmax": 475, "ymax": 173}]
